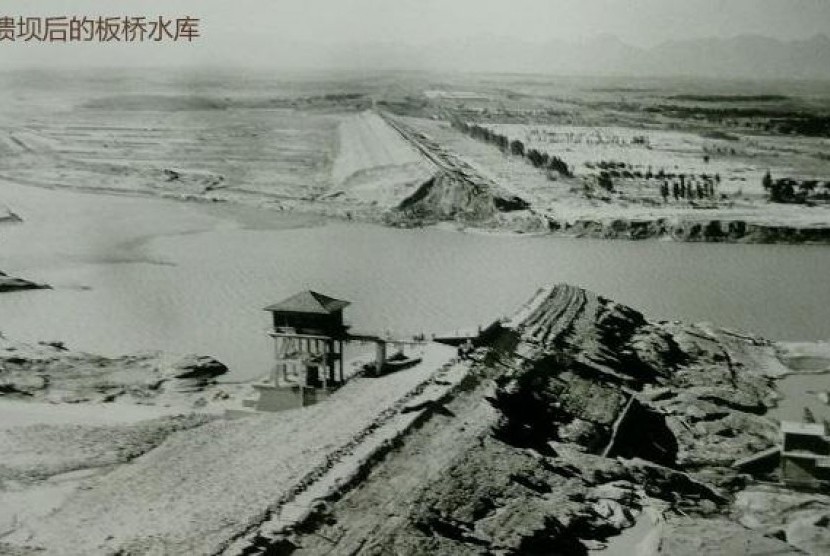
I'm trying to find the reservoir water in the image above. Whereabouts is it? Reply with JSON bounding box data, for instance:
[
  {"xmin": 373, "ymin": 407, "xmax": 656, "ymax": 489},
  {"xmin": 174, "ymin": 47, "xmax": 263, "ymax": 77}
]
[{"xmin": 2, "ymin": 180, "xmax": 829, "ymax": 383}]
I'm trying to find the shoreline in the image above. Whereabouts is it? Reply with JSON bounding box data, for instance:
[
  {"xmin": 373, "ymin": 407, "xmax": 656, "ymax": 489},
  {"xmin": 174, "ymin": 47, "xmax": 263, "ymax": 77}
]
[{"xmin": 5, "ymin": 173, "xmax": 830, "ymax": 245}]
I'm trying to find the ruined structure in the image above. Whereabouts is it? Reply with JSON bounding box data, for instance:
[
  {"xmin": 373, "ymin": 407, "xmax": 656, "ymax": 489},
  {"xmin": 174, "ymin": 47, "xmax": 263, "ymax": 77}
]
[{"xmin": 781, "ymin": 421, "xmax": 830, "ymax": 489}]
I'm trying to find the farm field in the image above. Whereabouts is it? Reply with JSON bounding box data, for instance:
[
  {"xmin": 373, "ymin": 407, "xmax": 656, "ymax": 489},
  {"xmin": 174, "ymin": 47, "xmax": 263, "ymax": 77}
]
[
  {"xmin": 1, "ymin": 70, "xmax": 829, "ymax": 240},
  {"xmin": 399, "ymin": 112, "xmax": 830, "ymax": 237},
  {"xmin": 486, "ymin": 123, "xmax": 830, "ymax": 197},
  {"xmin": 0, "ymin": 104, "xmax": 339, "ymax": 201}
]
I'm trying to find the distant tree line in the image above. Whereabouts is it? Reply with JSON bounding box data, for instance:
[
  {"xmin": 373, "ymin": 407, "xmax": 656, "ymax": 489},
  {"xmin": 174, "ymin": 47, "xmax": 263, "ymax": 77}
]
[
  {"xmin": 636, "ymin": 104, "xmax": 830, "ymax": 138},
  {"xmin": 451, "ymin": 120, "xmax": 573, "ymax": 178},
  {"xmin": 590, "ymin": 163, "xmax": 720, "ymax": 201},
  {"xmin": 585, "ymin": 161, "xmax": 720, "ymax": 184},
  {"xmin": 668, "ymin": 94, "xmax": 790, "ymax": 103}
]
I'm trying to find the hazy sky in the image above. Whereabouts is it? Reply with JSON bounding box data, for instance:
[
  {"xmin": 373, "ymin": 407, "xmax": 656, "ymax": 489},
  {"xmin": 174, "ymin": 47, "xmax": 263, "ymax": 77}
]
[{"xmin": 2, "ymin": 0, "xmax": 829, "ymax": 69}]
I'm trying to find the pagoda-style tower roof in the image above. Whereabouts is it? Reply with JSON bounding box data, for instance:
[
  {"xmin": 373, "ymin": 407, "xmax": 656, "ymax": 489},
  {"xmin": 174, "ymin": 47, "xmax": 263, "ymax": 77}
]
[{"xmin": 263, "ymin": 290, "xmax": 350, "ymax": 315}]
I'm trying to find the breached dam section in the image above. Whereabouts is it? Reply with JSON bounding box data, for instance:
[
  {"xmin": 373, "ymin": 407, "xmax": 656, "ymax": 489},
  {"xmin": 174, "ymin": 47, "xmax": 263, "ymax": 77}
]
[{"xmin": 3, "ymin": 284, "xmax": 827, "ymax": 554}]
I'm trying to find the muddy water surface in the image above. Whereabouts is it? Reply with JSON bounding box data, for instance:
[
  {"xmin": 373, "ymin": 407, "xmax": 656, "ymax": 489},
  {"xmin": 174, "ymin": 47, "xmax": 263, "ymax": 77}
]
[{"xmin": 2, "ymin": 180, "xmax": 829, "ymax": 384}]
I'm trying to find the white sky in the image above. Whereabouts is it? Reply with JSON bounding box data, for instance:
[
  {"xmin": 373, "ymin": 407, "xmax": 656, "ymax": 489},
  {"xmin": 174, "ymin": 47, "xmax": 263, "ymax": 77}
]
[{"xmin": 1, "ymin": 0, "xmax": 829, "ymax": 69}]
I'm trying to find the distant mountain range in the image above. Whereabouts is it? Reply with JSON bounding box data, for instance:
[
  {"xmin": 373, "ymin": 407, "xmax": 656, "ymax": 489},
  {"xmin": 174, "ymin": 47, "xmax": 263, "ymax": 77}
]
[
  {"xmin": 7, "ymin": 32, "xmax": 827, "ymax": 80},
  {"xmin": 308, "ymin": 34, "xmax": 830, "ymax": 80}
]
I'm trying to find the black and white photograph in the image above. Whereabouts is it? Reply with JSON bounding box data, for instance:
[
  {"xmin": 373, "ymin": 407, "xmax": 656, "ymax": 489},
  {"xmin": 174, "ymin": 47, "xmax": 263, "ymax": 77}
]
[{"xmin": 1, "ymin": 1, "xmax": 830, "ymax": 554}]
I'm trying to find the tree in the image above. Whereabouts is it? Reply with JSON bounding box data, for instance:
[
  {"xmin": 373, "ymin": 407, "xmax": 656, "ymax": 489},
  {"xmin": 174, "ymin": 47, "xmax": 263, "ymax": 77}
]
[
  {"xmin": 548, "ymin": 156, "xmax": 571, "ymax": 177},
  {"xmin": 598, "ymin": 172, "xmax": 614, "ymax": 192},
  {"xmin": 510, "ymin": 140, "xmax": 525, "ymax": 157},
  {"xmin": 769, "ymin": 178, "xmax": 795, "ymax": 203},
  {"xmin": 800, "ymin": 180, "xmax": 818, "ymax": 197},
  {"xmin": 527, "ymin": 149, "xmax": 546, "ymax": 168},
  {"xmin": 762, "ymin": 170, "xmax": 773, "ymax": 191}
]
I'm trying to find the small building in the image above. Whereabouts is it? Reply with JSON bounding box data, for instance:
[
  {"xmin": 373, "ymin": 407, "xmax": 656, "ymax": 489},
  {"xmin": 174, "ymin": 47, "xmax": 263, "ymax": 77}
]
[
  {"xmin": 241, "ymin": 290, "xmax": 429, "ymax": 413},
  {"xmin": 248, "ymin": 291, "xmax": 350, "ymax": 412},
  {"xmin": 780, "ymin": 420, "xmax": 830, "ymax": 489}
]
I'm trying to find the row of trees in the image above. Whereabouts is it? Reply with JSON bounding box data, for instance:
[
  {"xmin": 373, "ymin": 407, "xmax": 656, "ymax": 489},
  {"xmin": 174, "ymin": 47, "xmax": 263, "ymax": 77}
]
[
  {"xmin": 526, "ymin": 147, "xmax": 571, "ymax": 175},
  {"xmin": 523, "ymin": 129, "xmax": 650, "ymax": 147},
  {"xmin": 587, "ymin": 161, "xmax": 722, "ymax": 185},
  {"xmin": 451, "ymin": 120, "xmax": 572, "ymax": 178},
  {"xmin": 595, "ymin": 170, "xmax": 719, "ymax": 201}
]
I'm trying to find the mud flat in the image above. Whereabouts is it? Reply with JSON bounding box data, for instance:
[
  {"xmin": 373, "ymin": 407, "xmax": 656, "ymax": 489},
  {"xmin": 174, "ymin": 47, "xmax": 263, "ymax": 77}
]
[{"xmin": 2, "ymin": 285, "xmax": 827, "ymax": 554}]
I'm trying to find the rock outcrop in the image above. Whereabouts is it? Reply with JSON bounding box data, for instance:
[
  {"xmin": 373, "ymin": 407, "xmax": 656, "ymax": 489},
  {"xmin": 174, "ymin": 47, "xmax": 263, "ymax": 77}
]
[
  {"xmin": 161, "ymin": 354, "xmax": 229, "ymax": 393},
  {"xmin": 735, "ymin": 486, "xmax": 830, "ymax": 554},
  {"xmin": 0, "ymin": 271, "xmax": 49, "ymax": 293},
  {"xmin": 0, "ymin": 335, "xmax": 227, "ymax": 404}
]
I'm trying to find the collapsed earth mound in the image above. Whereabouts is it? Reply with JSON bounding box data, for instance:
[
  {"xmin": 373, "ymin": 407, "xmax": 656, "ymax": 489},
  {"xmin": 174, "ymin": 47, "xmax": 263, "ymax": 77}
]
[
  {"xmin": 275, "ymin": 284, "xmax": 793, "ymax": 555},
  {"xmin": 329, "ymin": 111, "xmax": 530, "ymax": 223}
]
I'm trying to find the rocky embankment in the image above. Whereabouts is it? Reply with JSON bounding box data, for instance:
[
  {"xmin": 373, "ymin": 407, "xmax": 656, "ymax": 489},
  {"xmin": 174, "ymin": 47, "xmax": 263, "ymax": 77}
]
[
  {"xmin": 555, "ymin": 216, "xmax": 830, "ymax": 243},
  {"xmin": 271, "ymin": 285, "xmax": 816, "ymax": 555},
  {"xmin": 0, "ymin": 334, "xmax": 229, "ymax": 404},
  {"xmin": 0, "ymin": 271, "xmax": 49, "ymax": 293}
]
